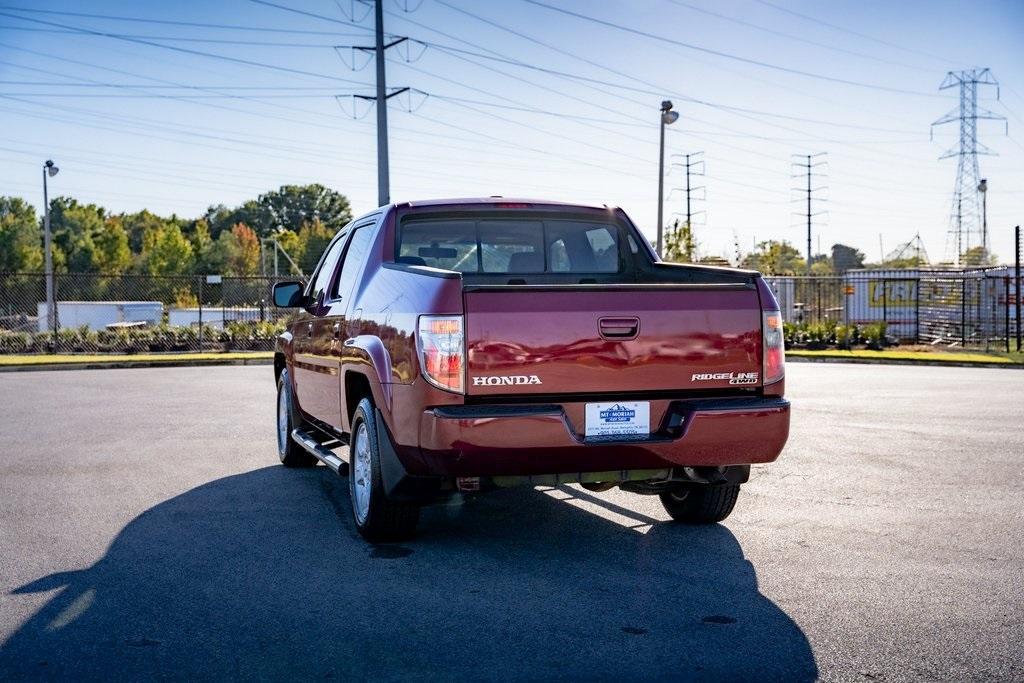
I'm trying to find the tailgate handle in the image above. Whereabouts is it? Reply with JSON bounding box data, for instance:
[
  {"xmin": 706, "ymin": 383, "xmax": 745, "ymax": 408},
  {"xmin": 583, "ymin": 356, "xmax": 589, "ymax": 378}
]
[{"xmin": 598, "ymin": 316, "xmax": 639, "ymax": 339}]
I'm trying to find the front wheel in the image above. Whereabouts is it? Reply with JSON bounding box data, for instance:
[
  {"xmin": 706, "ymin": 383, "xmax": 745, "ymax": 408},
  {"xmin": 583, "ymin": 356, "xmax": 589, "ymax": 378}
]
[
  {"xmin": 659, "ymin": 484, "xmax": 740, "ymax": 524},
  {"xmin": 276, "ymin": 368, "xmax": 317, "ymax": 468},
  {"xmin": 349, "ymin": 399, "xmax": 420, "ymax": 542}
]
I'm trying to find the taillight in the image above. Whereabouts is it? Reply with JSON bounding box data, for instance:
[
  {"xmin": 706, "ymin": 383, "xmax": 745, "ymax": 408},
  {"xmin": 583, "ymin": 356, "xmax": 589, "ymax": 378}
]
[
  {"xmin": 763, "ymin": 310, "xmax": 785, "ymax": 385},
  {"xmin": 417, "ymin": 315, "xmax": 464, "ymax": 393}
]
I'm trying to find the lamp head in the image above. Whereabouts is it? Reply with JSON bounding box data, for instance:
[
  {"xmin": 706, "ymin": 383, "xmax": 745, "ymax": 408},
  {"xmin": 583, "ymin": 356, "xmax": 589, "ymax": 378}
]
[
  {"xmin": 978, "ymin": 178, "xmax": 987, "ymax": 193},
  {"xmin": 44, "ymin": 160, "xmax": 59, "ymax": 177}
]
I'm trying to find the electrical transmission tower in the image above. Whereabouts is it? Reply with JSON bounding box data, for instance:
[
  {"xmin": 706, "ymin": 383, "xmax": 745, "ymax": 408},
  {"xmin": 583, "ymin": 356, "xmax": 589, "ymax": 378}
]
[
  {"xmin": 931, "ymin": 68, "xmax": 1006, "ymax": 265},
  {"xmin": 884, "ymin": 232, "xmax": 931, "ymax": 267},
  {"xmin": 791, "ymin": 153, "xmax": 828, "ymax": 274},
  {"xmin": 669, "ymin": 152, "xmax": 705, "ymax": 232}
]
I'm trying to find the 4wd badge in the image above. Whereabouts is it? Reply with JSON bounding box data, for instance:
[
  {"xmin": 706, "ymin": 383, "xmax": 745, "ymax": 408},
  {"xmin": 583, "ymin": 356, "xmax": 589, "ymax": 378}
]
[{"xmin": 691, "ymin": 372, "xmax": 760, "ymax": 385}]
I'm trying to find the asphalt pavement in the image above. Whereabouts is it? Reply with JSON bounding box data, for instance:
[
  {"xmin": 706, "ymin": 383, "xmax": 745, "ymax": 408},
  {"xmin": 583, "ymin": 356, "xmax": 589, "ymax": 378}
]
[{"xmin": 0, "ymin": 363, "xmax": 1021, "ymax": 681}]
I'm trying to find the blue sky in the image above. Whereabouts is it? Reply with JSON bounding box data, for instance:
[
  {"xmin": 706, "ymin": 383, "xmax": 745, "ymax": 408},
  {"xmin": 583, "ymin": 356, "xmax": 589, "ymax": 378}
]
[{"xmin": 1, "ymin": 0, "xmax": 1022, "ymax": 263}]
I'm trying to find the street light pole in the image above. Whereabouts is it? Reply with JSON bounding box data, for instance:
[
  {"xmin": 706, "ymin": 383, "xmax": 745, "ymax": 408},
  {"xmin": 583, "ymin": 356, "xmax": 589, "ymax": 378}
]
[
  {"xmin": 656, "ymin": 100, "xmax": 679, "ymax": 257},
  {"xmin": 42, "ymin": 160, "xmax": 59, "ymax": 339}
]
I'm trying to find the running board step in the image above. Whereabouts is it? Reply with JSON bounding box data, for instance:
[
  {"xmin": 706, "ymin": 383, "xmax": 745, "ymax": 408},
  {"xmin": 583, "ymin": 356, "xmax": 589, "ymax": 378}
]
[{"xmin": 291, "ymin": 428, "xmax": 348, "ymax": 475}]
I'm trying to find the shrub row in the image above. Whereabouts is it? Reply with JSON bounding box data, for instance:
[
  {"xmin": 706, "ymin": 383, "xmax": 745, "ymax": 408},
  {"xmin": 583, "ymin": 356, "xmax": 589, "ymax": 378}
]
[
  {"xmin": 0, "ymin": 321, "xmax": 285, "ymax": 354},
  {"xmin": 783, "ymin": 320, "xmax": 890, "ymax": 350}
]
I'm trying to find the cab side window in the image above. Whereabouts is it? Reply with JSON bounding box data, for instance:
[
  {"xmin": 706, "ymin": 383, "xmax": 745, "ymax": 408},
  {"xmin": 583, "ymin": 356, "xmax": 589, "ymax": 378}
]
[
  {"xmin": 306, "ymin": 234, "xmax": 348, "ymax": 306},
  {"xmin": 333, "ymin": 226, "xmax": 374, "ymax": 301}
]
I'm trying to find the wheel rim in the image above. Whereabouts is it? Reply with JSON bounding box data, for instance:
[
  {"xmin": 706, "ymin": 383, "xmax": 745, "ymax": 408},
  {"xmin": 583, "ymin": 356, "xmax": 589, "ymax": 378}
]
[
  {"xmin": 276, "ymin": 383, "xmax": 289, "ymax": 454},
  {"xmin": 352, "ymin": 422, "xmax": 372, "ymax": 525},
  {"xmin": 669, "ymin": 488, "xmax": 690, "ymax": 502}
]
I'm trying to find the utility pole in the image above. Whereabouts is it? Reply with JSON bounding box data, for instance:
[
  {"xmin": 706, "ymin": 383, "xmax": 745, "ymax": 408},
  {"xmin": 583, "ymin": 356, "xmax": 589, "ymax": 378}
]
[
  {"xmin": 670, "ymin": 152, "xmax": 705, "ymax": 230},
  {"xmin": 931, "ymin": 68, "xmax": 1006, "ymax": 265},
  {"xmin": 339, "ymin": 1, "xmax": 412, "ymax": 207},
  {"xmin": 791, "ymin": 153, "xmax": 828, "ymax": 274},
  {"xmin": 373, "ymin": 0, "xmax": 389, "ymax": 206},
  {"xmin": 656, "ymin": 100, "xmax": 679, "ymax": 257}
]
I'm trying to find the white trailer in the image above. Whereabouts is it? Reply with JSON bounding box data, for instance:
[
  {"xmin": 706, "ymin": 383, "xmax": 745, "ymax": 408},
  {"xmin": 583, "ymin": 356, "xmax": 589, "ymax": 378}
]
[{"xmin": 37, "ymin": 301, "xmax": 162, "ymax": 332}]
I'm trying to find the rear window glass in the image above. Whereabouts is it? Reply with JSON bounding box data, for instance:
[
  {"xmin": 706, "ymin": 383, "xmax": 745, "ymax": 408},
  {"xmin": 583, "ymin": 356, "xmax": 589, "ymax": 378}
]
[{"xmin": 397, "ymin": 218, "xmax": 621, "ymax": 273}]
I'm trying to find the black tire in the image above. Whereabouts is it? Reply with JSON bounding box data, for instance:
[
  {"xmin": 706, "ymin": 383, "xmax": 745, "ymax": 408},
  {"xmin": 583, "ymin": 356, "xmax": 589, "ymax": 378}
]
[
  {"xmin": 348, "ymin": 398, "xmax": 420, "ymax": 542},
  {"xmin": 276, "ymin": 368, "xmax": 317, "ymax": 468},
  {"xmin": 659, "ymin": 484, "xmax": 740, "ymax": 524}
]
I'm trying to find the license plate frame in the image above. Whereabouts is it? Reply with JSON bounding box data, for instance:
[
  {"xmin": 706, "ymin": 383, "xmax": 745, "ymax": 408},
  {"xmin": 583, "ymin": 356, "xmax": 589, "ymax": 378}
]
[{"xmin": 584, "ymin": 401, "xmax": 650, "ymax": 439}]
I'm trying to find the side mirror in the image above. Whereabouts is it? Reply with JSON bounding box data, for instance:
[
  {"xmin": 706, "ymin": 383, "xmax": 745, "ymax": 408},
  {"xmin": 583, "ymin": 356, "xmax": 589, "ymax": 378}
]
[{"xmin": 272, "ymin": 281, "xmax": 305, "ymax": 308}]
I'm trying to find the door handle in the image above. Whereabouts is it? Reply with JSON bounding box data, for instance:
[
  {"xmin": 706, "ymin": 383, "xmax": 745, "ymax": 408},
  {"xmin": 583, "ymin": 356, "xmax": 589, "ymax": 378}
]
[
  {"xmin": 306, "ymin": 322, "xmax": 314, "ymax": 337},
  {"xmin": 333, "ymin": 321, "xmax": 342, "ymax": 339},
  {"xmin": 598, "ymin": 316, "xmax": 640, "ymax": 339}
]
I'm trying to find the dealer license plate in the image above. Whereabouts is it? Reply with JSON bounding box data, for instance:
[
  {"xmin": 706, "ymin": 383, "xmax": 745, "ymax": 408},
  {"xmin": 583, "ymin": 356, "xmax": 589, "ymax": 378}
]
[{"xmin": 584, "ymin": 401, "xmax": 650, "ymax": 439}]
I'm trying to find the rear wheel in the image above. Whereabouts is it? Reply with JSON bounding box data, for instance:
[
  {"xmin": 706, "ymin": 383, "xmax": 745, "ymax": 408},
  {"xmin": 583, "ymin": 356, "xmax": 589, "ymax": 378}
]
[
  {"xmin": 349, "ymin": 398, "xmax": 420, "ymax": 542},
  {"xmin": 276, "ymin": 368, "xmax": 317, "ymax": 468},
  {"xmin": 659, "ymin": 484, "xmax": 740, "ymax": 524}
]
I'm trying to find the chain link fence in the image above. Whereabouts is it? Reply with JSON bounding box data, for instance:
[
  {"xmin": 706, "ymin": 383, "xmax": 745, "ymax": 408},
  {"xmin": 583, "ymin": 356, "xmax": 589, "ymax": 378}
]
[
  {"xmin": 2, "ymin": 266, "xmax": 1022, "ymax": 354},
  {"xmin": 764, "ymin": 268, "xmax": 1021, "ymax": 352},
  {"xmin": 0, "ymin": 273, "xmax": 295, "ymax": 354}
]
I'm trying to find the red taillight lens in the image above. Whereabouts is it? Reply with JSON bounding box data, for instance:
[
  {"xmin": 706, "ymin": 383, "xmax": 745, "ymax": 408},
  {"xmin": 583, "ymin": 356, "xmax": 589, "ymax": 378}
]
[
  {"xmin": 763, "ymin": 310, "xmax": 785, "ymax": 385},
  {"xmin": 417, "ymin": 315, "xmax": 464, "ymax": 393}
]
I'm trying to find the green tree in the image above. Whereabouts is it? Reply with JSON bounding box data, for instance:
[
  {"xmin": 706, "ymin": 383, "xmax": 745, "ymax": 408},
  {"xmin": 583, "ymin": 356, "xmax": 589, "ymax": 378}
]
[
  {"xmin": 142, "ymin": 223, "xmax": 194, "ymax": 276},
  {"xmin": 830, "ymin": 244, "xmax": 865, "ymax": 272},
  {"xmin": 809, "ymin": 254, "xmax": 833, "ymax": 275},
  {"xmin": 93, "ymin": 217, "xmax": 132, "ymax": 274},
  {"xmin": 960, "ymin": 246, "xmax": 997, "ymax": 267},
  {"xmin": 48, "ymin": 198, "xmax": 107, "ymax": 273},
  {"xmin": 191, "ymin": 219, "xmax": 217, "ymax": 273},
  {"xmin": 121, "ymin": 209, "xmax": 169, "ymax": 254},
  {"xmin": 296, "ymin": 218, "xmax": 335, "ymax": 273},
  {"xmin": 741, "ymin": 240, "xmax": 806, "ymax": 275},
  {"xmin": 234, "ymin": 184, "xmax": 354, "ymax": 237},
  {"xmin": 227, "ymin": 223, "xmax": 261, "ymax": 275},
  {"xmin": 0, "ymin": 196, "xmax": 43, "ymax": 272},
  {"xmin": 662, "ymin": 220, "xmax": 697, "ymax": 263}
]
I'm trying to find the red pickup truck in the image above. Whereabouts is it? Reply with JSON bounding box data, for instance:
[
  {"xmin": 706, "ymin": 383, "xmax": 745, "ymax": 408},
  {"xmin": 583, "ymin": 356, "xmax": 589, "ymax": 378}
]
[{"xmin": 272, "ymin": 198, "xmax": 788, "ymax": 541}]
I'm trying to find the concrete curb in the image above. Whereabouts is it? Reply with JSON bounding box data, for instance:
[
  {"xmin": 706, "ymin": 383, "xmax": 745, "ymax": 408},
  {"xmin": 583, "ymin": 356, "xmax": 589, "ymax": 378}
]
[
  {"xmin": 787, "ymin": 355, "xmax": 1024, "ymax": 370},
  {"xmin": 0, "ymin": 357, "xmax": 274, "ymax": 373}
]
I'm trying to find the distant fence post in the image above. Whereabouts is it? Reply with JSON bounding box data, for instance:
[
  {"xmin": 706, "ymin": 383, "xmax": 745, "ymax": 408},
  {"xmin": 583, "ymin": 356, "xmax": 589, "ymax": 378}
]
[
  {"xmin": 50, "ymin": 273, "xmax": 58, "ymax": 354},
  {"xmin": 1016, "ymin": 225, "xmax": 1021, "ymax": 352},
  {"xmin": 197, "ymin": 275, "xmax": 204, "ymax": 351},
  {"xmin": 1006, "ymin": 275, "xmax": 1011, "ymax": 353},
  {"xmin": 881, "ymin": 277, "xmax": 888, "ymax": 329},
  {"xmin": 914, "ymin": 277, "xmax": 921, "ymax": 343},
  {"xmin": 961, "ymin": 277, "xmax": 967, "ymax": 347}
]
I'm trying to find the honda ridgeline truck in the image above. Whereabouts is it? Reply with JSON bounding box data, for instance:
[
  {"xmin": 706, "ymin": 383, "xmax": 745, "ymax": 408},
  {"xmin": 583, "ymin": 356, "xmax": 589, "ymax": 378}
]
[{"xmin": 272, "ymin": 198, "xmax": 789, "ymax": 541}]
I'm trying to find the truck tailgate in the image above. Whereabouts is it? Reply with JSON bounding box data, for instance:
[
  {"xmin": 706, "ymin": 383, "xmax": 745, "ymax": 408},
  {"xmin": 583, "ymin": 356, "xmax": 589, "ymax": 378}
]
[{"xmin": 464, "ymin": 285, "xmax": 762, "ymax": 396}]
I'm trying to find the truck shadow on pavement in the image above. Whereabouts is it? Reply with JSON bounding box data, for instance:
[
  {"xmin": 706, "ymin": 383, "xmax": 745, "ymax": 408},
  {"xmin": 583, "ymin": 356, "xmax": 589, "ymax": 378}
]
[{"xmin": 1, "ymin": 465, "xmax": 817, "ymax": 681}]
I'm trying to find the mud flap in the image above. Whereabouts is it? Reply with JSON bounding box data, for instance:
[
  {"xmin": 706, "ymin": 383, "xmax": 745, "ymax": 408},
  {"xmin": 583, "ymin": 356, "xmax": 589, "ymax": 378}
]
[{"xmin": 374, "ymin": 409, "xmax": 443, "ymax": 502}]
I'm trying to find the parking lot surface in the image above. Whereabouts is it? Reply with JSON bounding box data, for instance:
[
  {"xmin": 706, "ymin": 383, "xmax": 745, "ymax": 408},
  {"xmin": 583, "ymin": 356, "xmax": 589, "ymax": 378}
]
[{"xmin": 1, "ymin": 363, "xmax": 1022, "ymax": 681}]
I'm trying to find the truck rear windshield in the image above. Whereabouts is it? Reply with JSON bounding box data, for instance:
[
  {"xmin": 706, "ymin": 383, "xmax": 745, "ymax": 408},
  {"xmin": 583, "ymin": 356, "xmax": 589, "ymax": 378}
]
[{"xmin": 397, "ymin": 218, "xmax": 622, "ymax": 274}]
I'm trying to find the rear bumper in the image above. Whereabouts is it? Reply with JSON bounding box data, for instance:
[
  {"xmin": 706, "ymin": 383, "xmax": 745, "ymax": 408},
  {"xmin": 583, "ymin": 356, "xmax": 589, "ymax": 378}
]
[{"xmin": 415, "ymin": 396, "xmax": 790, "ymax": 477}]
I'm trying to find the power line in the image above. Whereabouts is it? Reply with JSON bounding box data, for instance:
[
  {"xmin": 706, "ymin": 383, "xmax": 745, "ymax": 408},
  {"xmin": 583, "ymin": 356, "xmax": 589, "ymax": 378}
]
[
  {"xmin": 0, "ymin": 25, "xmax": 361, "ymax": 44},
  {"xmin": 0, "ymin": 5, "xmax": 372, "ymax": 34},
  {"xmin": 663, "ymin": 0, "xmax": 933, "ymax": 73},
  {"xmin": 0, "ymin": 10, "xmax": 372, "ymax": 85},
  {"xmin": 520, "ymin": 0, "xmax": 940, "ymax": 97},
  {"xmin": 413, "ymin": 40, "xmax": 922, "ymax": 135},
  {"xmin": 749, "ymin": 0, "xmax": 954, "ymax": 67}
]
